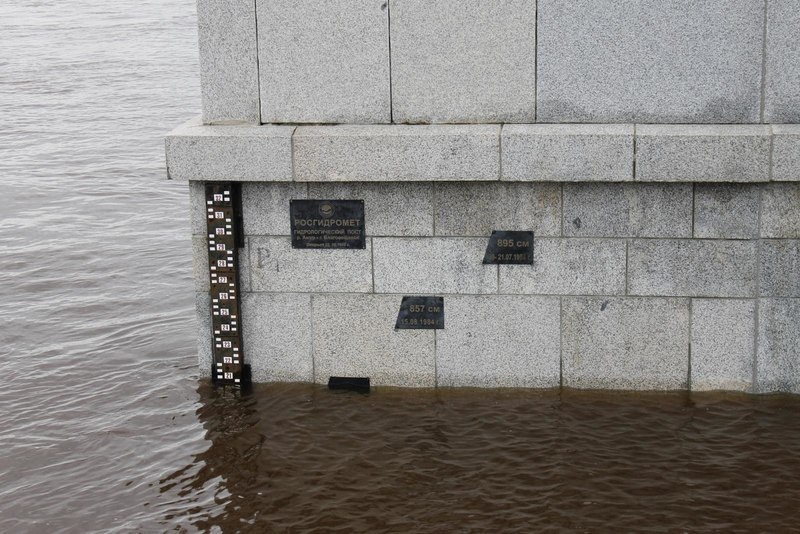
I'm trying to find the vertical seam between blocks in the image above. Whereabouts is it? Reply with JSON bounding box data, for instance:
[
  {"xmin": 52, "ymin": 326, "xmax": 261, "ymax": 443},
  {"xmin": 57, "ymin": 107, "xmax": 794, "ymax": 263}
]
[
  {"xmin": 632, "ymin": 124, "xmax": 638, "ymax": 181},
  {"xmin": 559, "ymin": 183, "xmax": 564, "ymax": 237},
  {"xmin": 691, "ymin": 183, "xmax": 696, "ymax": 237},
  {"xmin": 290, "ymin": 126, "xmax": 298, "ymax": 182},
  {"xmin": 759, "ymin": 0, "xmax": 769, "ymax": 123},
  {"xmin": 387, "ymin": 0, "xmax": 394, "ymax": 124},
  {"xmin": 252, "ymin": 0, "xmax": 263, "ymax": 124},
  {"xmin": 432, "ymin": 183, "xmax": 438, "ymax": 236},
  {"xmin": 533, "ymin": 0, "xmax": 539, "ymax": 122},
  {"xmin": 624, "ymin": 240, "xmax": 629, "ymax": 295},
  {"xmin": 752, "ymin": 185, "xmax": 764, "ymax": 393},
  {"xmin": 370, "ymin": 237, "xmax": 376, "ymax": 293},
  {"xmin": 498, "ymin": 125, "xmax": 504, "ymax": 181}
]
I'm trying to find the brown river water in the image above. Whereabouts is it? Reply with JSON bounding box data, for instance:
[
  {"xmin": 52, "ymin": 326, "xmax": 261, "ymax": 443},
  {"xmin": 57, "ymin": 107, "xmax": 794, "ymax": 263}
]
[{"xmin": 2, "ymin": 0, "xmax": 800, "ymax": 532}]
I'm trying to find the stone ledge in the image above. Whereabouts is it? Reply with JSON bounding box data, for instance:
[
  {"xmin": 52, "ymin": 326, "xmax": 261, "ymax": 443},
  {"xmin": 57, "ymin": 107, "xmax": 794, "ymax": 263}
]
[{"xmin": 166, "ymin": 119, "xmax": 800, "ymax": 183}]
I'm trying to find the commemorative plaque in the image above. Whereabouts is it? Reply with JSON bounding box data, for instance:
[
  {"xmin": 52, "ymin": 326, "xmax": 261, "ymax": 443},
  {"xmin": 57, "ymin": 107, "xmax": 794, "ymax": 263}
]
[
  {"xmin": 290, "ymin": 199, "xmax": 365, "ymax": 249},
  {"xmin": 395, "ymin": 296, "xmax": 445, "ymax": 330},
  {"xmin": 483, "ymin": 231, "xmax": 534, "ymax": 265}
]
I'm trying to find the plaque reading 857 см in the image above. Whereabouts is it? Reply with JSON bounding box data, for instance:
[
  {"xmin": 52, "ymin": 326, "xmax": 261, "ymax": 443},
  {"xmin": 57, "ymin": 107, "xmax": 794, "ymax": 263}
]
[{"xmin": 290, "ymin": 199, "xmax": 366, "ymax": 249}]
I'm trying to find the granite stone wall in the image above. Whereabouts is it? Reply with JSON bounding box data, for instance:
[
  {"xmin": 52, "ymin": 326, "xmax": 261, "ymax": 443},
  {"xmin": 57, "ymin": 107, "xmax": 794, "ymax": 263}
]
[{"xmin": 174, "ymin": 0, "xmax": 800, "ymax": 392}]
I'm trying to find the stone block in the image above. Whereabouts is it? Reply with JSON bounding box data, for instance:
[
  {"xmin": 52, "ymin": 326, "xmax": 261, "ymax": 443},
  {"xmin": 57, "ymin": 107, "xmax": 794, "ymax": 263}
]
[
  {"xmin": 502, "ymin": 124, "xmax": 634, "ymax": 182},
  {"xmin": 691, "ymin": 299, "xmax": 755, "ymax": 392},
  {"xmin": 390, "ymin": 0, "xmax": 536, "ymax": 123},
  {"xmin": 761, "ymin": 183, "xmax": 800, "ymax": 238},
  {"xmin": 189, "ymin": 181, "xmax": 206, "ymax": 236},
  {"xmin": 249, "ymin": 236, "xmax": 372, "ymax": 293},
  {"xmin": 292, "ymin": 125, "xmax": 500, "ymax": 182},
  {"xmin": 242, "ymin": 183, "xmax": 307, "ymax": 236},
  {"xmin": 693, "ymin": 184, "xmax": 759, "ymax": 239},
  {"xmin": 537, "ymin": 0, "xmax": 763, "ymax": 123},
  {"xmin": 628, "ymin": 240, "xmax": 757, "ymax": 298},
  {"xmin": 307, "ymin": 182, "xmax": 434, "ymax": 236},
  {"xmin": 257, "ymin": 0, "xmax": 390, "ymax": 123},
  {"xmin": 500, "ymin": 238, "xmax": 626, "ymax": 296},
  {"xmin": 165, "ymin": 119, "xmax": 294, "ymax": 181},
  {"xmin": 756, "ymin": 299, "xmax": 800, "ymax": 394},
  {"xmin": 436, "ymin": 296, "xmax": 560, "ymax": 388},
  {"xmin": 772, "ymin": 125, "xmax": 800, "ymax": 181},
  {"xmin": 196, "ymin": 0, "xmax": 260, "ymax": 123},
  {"xmin": 562, "ymin": 297, "xmax": 690, "ymax": 390},
  {"xmin": 764, "ymin": 0, "xmax": 800, "ymax": 123},
  {"xmin": 241, "ymin": 293, "xmax": 313, "ymax": 383},
  {"xmin": 312, "ymin": 294, "xmax": 436, "ymax": 387},
  {"xmin": 434, "ymin": 182, "xmax": 560, "ymax": 237},
  {"xmin": 195, "ymin": 292, "xmax": 212, "ymax": 378},
  {"xmin": 760, "ymin": 240, "xmax": 800, "ymax": 297},
  {"xmin": 563, "ymin": 183, "xmax": 692, "ymax": 238},
  {"xmin": 636, "ymin": 125, "xmax": 771, "ymax": 182},
  {"xmin": 373, "ymin": 238, "xmax": 497, "ymax": 294}
]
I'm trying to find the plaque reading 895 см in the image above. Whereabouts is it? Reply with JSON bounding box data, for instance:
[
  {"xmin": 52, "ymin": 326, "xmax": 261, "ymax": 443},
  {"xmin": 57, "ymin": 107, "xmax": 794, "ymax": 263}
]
[
  {"xmin": 290, "ymin": 199, "xmax": 366, "ymax": 249},
  {"xmin": 483, "ymin": 231, "xmax": 534, "ymax": 265}
]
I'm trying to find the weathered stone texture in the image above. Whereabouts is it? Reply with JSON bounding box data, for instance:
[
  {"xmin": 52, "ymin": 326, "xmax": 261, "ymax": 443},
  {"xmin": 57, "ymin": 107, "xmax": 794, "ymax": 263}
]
[
  {"xmin": 628, "ymin": 240, "xmax": 757, "ymax": 298},
  {"xmin": 691, "ymin": 299, "xmax": 755, "ymax": 392},
  {"xmin": 636, "ymin": 125, "xmax": 771, "ymax": 182},
  {"xmin": 242, "ymin": 293, "xmax": 313, "ymax": 383},
  {"xmin": 307, "ymin": 182, "xmax": 434, "ymax": 236},
  {"xmin": 757, "ymin": 299, "xmax": 800, "ymax": 394},
  {"xmin": 242, "ymin": 183, "xmax": 308, "ymax": 236},
  {"xmin": 249, "ymin": 236, "xmax": 372, "ymax": 293},
  {"xmin": 436, "ymin": 296, "xmax": 560, "ymax": 388},
  {"xmin": 772, "ymin": 126, "xmax": 800, "ymax": 181},
  {"xmin": 312, "ymin": 294, "xmax": 436, "ymax": 387},
  {"xmin": 761, "ymin": 183, "xmax": 800, "ymax": 238},
  {"xmin": 764, "ymin": 0, "xmax": 800, "ymax": 123},
  {"xmin": 502, "ymin": 124, "xmax": 634, "ymax": 182},
  {"xmin": 293, "ymin": 125, "xmax": 500, "ymax": 182},
  {"xmin": 197, "ymin": 0, "xmax": 260, "ymax": 123},
  {"xmin": 373, "ymin": 238, "xmax": 497, "ymax": 294},
  {"xmin": 434, "ymin": 182, "xmax": 561, "ymax": 237},
  {"xmin": 537, "ymin": 0, "xmax": 763, "ymax": 123},
  {"xmin": 257, "ymin": 0, "xmax": 390, "ymax": 123},
  {"xmin": 563, "ymin": 183, "xmax": 692, "ymax": 238},
  {"xmin": 390, "ymin": 0, "xmax": 536, "ymax": 123},
  {"xmin": 760, "ymin": 240, "xmax": 800, "ymax": 298},
  {"xmin": 693, "ymin": 184, "xmax": 759, "ymax": 239},
  {"xmin": 500, "ymin": 239, "xmax": 626, "ymax": 296},
  {"xmin": 196, "ymin": 293, "xmax": 212, "ymax": 378},
  {"xmin": 562, "ymin": 297, "xmax": 690, "ymax": 390}
]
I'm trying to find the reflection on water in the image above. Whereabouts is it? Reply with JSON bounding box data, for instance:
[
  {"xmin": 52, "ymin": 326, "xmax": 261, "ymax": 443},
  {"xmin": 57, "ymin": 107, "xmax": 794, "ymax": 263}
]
[{"xmin": 162, "ymin": 384, "xmax": 800, "ymax": 532}]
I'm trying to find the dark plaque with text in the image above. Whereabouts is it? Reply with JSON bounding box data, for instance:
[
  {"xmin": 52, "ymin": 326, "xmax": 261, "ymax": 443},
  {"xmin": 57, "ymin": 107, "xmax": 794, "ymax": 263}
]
[
  {"xmin": 483, "ymin": 230, "xmax": 534, "ymax": 265},
  {"xmin": 290, "ymin": 199, "xmax": 366, "ymax": 249},
  {"xmin": 395, "ymin": 296, "xmax": 445, "ymax": 330}
]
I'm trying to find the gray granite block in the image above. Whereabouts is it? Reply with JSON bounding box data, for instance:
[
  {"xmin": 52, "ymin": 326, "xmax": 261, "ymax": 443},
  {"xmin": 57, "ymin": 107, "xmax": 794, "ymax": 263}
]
[
  {"xmin": 195, "ymin": 293, "xmax": 212, "ymax": 378},
  {"xmin": 189, "ymin": 181, "xmax": 206, "ymax": 236},
  {"xmin": 242, "ymin": 293, "xmax": 313, "ymax": 383},
  {"xmin": 628, "ymin": 240, "xmax": 757, "ymax": 298},
  {"xmin": 563, "ymin": 183, "xmax": 692, "ymax": 238},
  {"xmin": 636, "ymin": 125, "xmax": 771, "ymax": 182},
  {"xmin": 502, "ymin": 124, "xmax": 634, "ymax": 182},
  {"xmin": 562, "ymin": 297, "xmax": 690, "ymax": 390},
  {"xmin": 307, "ymin": 182, "xmax": 434, "ymax": 236},
  {"xmin": 764, "ymin": 0, "xmax": 800, "ymax": 123},
  {"xmin": 249, "ymin": 236, "xmax": 372, "ymax": 293},
  {"xmin": 166, "ymin": 119, "xmax": 294, "ymax": 181},
  {"xmin": 312, "ymin": 294, "xmax": 436, "ymax": 387},
  {"xmin": 500, "ymin": 238, "xmax": 626, "ymax": 296},
  {"xmin": 390, "ymin": 0, "xmax": 536, "ymax": 123},
  {"xmin": 772, "ymin": 125, "xmax": 800, "ymax": 181},
  {"xmin": 197, "ymin": 0, "xmax": 260, "ymax": 123},
  {"xmin": 292, "ymin": 125, "xmax": 500, "ymax": 182},
  {"xmin": 756, "ymin": 299, "xmax": 800, "ymax": 394},
  {"xmin": 373, "ymin": 238, "xmax": 497, "ymax": 294},
  {"xmin": 691, "ymin": 299, "xmax": 755, "ymax": 392},
  {"xmin": 760, "ymin": 240, "xmax": 800, "ymax": 297},
  {"xmin": 257, "ymin": 0, "xmax": 390, "ymax": 123},
  {"xmin": 761, "ymin": 183, "xmax": 800, "ymax": 238},
  {"xmin": 694, "ymin": 184, "xmax": 759, "ymax": 239},
  {"xmin": 436, "ymin": 296, "xmax": 560, "ymax": 388},
  {"xmin": 242, "ymin": 183, "xmax": 307, "ymax": 236},
  {"xmin": 434, "ymin": 182, "xmax": 561, "ymax": 237},
  {"xmin": 537, "ymin": 0, "xmax": 763, "ymax": 123}
]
